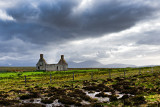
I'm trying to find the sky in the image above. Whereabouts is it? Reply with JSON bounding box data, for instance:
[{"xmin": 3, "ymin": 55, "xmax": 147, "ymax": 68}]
[{"xmin": 0, "ymin": 0, "xmax": 160, "ymax": 66}]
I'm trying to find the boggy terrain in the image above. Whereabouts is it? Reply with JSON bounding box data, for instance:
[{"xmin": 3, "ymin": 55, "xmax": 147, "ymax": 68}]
[{"xmin": 0, "ymin": 72, "xmax": 160, "ymax": 107}]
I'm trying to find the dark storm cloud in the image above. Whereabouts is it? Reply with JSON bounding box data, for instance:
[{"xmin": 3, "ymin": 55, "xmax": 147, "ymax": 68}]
[
  {"xmin": 1, "ymin": 0, "xmax": 158, "ymax": 45},
  {"xmin": 6, "ymin": 2, "xmax": 39, "ymax": 21},
  {"xmin": 38, "ymin": 0, "xmax": 80, "ymax": 28},
  {"xmin": 0, "ymin": 20, "xmax": 65, "ymax": 44},
  {"xmin": 74, "ymin": 1, "xmax": 154, "ymax": 34}
]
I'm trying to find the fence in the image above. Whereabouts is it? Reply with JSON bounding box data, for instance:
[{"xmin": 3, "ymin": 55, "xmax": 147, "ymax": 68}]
[{"xmin": 0, "ymin": 67, "xmax": 159, "ymax": 90}]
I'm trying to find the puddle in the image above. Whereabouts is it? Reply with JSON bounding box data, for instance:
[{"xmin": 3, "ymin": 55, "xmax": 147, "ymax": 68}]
[
  {"xmin": 85, "ymin": 91, "xmax": 109, "ymax": 102},
  {"xmin": 21, "ymin": 98, "xmax": 64, "ymax": 107},
  {"xmin": 52, "ymin": 99, "xmax": 63, "ymax": 107},
  {"xmin": 116, "ymin": 93, "xmax": 123, "ymax": 99},
  {"xmin": 85, "ymin": 91, "xmax": 130, "ymax": 102},
  {"xmin": 20, "ymin": 90, "xmax": 134, "ymax": 106},
  {"xmin": 81, "ymin": 100, "xmax": 90, "ymax": 105},
  {"xmin": 33, "ymin": 98, "xmax": 41, "ymax": 103}
]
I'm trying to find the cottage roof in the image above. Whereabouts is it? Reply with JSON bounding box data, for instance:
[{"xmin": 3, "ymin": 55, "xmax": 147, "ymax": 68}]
[
  {"xmin": 38, "ymin": 58, "xmax": 47, "ymax": 64},
  {"xmin": 58, "ymin": 55, "xmax": 68, "ymax": 65},
  {"xmin": 37, "ymin": 54, "xmax": 47, "ymax": 64}
]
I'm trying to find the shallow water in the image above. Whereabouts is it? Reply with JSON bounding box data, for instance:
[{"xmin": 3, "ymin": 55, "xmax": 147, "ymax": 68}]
[
  {"xmin": 81, "ymin": 100, "xmax": 90, "ymax": 105},
  {"xmin": 21, "ymin": 98, "xmax": 64, "ymax": 107},
  {"xmin": 85, "ymin": 91, "xmax": 128, "ymax": 102},
  {"xmin": 86, "ymin": 91, "xmax": 109, "ymax": 102},
  {"xmin": 20, "ymin": 90, "xmax": 133, "ymax": 107}
]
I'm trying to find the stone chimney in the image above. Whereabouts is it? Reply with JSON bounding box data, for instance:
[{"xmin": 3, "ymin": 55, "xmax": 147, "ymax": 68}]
[
  {"xmin": 40, "ymin": 54, "xmax": 43, "ymax": 59},
  {"xmin": 58, "ymin": 55, "xmax": 67, "ymax": 65},
  {"xmin": 61, "ymin": 55, "xmax": 64, "ymax": 60}
]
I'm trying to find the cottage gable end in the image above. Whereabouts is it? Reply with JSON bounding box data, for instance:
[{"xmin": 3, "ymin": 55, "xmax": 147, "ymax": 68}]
[{"xmin": 58, "ymin": 55, "xmax": 68, "ymax": 65}]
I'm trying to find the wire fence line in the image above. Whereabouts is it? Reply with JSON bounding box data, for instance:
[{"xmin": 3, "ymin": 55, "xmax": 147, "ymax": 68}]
[{"xmin": 0, "ymin": 67, "xmax": 159, "ymax": 89}]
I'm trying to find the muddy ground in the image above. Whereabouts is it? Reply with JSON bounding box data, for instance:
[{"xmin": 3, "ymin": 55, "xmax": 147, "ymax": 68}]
[{"xmin": 0, "ymin": 73, "xmax": 160, "ymax": 107}]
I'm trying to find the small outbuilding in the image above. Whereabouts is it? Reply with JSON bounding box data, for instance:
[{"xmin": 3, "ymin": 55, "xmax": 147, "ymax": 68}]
[{"xmin": 36, "ymin": 54, "xmax": 68, "ymax": 71}]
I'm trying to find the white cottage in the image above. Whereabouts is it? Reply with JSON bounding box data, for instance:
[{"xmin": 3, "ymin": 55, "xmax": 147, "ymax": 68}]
[{"xmin": 36, "ymin": 54, "xmax": 68, "ymax": 71}]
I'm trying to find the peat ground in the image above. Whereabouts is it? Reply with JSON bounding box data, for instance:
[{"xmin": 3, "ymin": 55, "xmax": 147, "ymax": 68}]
[{"xmin": 0, "ymin": 67, "xmax": 160, "ymax": 106}]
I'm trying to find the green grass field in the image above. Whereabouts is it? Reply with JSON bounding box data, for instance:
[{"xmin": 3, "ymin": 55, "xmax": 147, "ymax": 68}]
[{"xmin": 0, "ymin": 66, "xmax": 160, "ymax": 106}]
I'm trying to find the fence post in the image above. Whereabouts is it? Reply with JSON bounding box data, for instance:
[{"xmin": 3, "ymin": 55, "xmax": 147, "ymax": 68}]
[
  {"xmin": 139, "ymin": 68, "xmax": 141, "ymax": 75},
  {"xmin": 151, "ymin": 67, "xmax": 154, "ymax": 73},
  {"xmin": 25, "ymin": 75, "xmax": 26, "ymax": 85},
  {"xmin": 72, "ymin": 72, "xmax": 74, "ymax": 90},
  {"xmin": 124, "ymin": 69, "xmax": 125, "ymax": 78},
  {"xmin": 109, "ymin": 69, "xmax": 111, "ymax": 79},
  {"xmin": 73, "ymin": 72, "xmax": 74, "ymax": 81},
  {"xmin": 91, "ymin": 72, "xmax": 93, "ymax": 80},
  {"xmin": 50, "ymin": 74, "xmax": 52, "ymax": 83}
]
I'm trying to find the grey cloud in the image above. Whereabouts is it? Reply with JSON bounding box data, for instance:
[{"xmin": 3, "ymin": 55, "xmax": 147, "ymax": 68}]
[
  {"xmin": 7, "ymin": 3, "xmax": 39, "ymax": 21},
  {"xmin": 0, "ymin": 21, "xmax": 66, "ymax": 44},
  {"xmin": 96, "ymin": 51, "xmax": 111, "ymax": 58},
  {"xmin": 76, "ymin": 1, "xmax": 153, "ymax": 33},
  {"xmin": 38, "ymin": 0, "xmax": 80, "ymax": 28},
  {"xmin": 114, "ymin": 29, "xmax": 160, "ymax": 46},
  {"xmin": 1, "ymin": 0, "xmax": 160, "ymax": 66},
  {"xmin": 1, "ymin": 0, "xmax": 158, "ymax": 45},
  {"xmin": 0, "ymin": 37, "xmax": 39, "ymax": 57},
  {"xmin": 136, "ymin": 31, "xmax": 160, "ymax": 45}
]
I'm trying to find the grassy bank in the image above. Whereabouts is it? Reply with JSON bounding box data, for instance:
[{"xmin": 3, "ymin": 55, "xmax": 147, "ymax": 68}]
[{"xmin": 0, "ymin": 66, "xmax": 160, "ymax": 106}]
